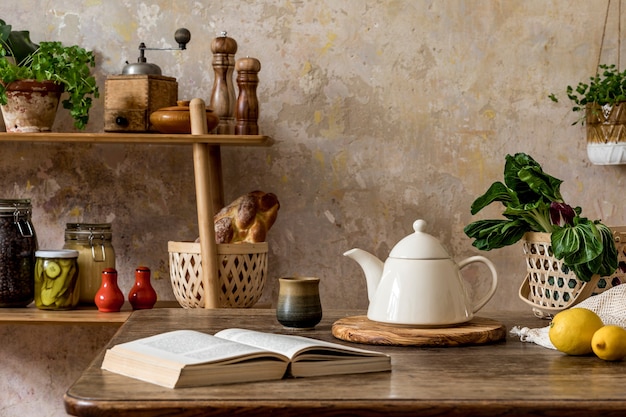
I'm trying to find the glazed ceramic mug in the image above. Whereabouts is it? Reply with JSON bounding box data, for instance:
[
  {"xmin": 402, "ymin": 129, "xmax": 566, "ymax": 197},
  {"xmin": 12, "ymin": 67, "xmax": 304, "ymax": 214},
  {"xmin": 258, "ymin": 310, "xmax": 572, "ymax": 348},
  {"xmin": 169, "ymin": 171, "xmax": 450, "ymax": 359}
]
[{"xmin": 276, "ymin": 277, "xmax": 322, "ymax": 329}]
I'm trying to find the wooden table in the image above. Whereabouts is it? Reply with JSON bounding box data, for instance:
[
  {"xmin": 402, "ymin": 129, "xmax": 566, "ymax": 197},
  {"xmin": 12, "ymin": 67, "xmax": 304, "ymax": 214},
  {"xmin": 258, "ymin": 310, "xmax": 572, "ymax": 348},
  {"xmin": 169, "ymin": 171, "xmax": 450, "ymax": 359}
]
[{"xmin": 64, "ymin": 309, "xmax": 626, "ymax": 417}]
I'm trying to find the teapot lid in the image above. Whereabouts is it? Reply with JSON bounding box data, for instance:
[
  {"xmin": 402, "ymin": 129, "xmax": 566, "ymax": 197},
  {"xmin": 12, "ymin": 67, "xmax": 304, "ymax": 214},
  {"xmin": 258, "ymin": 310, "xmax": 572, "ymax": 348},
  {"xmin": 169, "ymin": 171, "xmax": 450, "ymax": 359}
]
[{"xmin": 388, "ymin": 219, "xmax": 451, "ymax": 259}]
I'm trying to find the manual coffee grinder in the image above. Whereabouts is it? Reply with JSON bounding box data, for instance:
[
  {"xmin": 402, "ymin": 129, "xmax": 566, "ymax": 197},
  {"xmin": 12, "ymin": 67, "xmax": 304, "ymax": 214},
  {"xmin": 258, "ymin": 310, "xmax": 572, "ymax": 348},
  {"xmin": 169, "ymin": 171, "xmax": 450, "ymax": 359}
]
[{"xmin": 104, "ymin": 28, "xmax": 191, "ymax": 132}]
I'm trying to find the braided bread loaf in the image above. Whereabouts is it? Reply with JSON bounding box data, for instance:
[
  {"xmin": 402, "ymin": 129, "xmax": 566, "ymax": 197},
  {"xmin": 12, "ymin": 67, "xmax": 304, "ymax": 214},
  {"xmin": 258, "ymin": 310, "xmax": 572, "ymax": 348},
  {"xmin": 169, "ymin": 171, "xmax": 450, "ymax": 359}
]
[{"xmin": 214, "ymin": 191, "xmax": 280, "ymax": 243}]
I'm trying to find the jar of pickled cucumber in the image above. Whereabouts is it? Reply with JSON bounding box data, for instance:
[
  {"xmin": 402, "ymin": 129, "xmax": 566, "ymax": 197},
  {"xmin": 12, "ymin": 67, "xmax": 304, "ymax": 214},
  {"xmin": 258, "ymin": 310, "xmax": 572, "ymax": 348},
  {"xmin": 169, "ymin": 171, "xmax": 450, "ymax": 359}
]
[
  {"xmin": 0, "ymin": 199, "xmax": 38, "ymax": 307},
  {"xmin": 34, "ymin": 249, "xmax": 79, "ymax": 310},
  {"xmin": 63, "ymin": 223, "xmax": 116, "ymax": 304}
]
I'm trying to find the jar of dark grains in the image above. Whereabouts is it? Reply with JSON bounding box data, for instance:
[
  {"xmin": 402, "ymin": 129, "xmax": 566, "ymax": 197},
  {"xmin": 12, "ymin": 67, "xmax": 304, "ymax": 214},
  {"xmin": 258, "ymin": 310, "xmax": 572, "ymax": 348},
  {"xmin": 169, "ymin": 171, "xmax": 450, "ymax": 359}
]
[{"xmin": 0, "ymin": 199, "xmax": 38, "ymax": 307}]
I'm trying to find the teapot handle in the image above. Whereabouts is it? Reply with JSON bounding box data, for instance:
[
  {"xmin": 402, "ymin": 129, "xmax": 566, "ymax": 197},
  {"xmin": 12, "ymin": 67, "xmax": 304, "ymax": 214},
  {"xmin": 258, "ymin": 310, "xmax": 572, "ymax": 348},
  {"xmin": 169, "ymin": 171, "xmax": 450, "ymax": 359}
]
[{"xmin": 458, "ymin": 256, "xmax": 498, "ymax": 313}]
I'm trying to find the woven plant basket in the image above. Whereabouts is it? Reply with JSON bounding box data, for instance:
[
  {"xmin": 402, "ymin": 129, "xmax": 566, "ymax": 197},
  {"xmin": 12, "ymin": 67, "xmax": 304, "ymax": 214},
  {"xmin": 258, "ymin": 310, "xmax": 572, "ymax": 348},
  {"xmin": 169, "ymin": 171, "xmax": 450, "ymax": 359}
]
[
  {"xmin": 518, "ymin": 227, "xmax": 626, "ymax": 318},
  {"xmin": 168, "ymin": 241, "xmax": 268, "ymax": 308}
]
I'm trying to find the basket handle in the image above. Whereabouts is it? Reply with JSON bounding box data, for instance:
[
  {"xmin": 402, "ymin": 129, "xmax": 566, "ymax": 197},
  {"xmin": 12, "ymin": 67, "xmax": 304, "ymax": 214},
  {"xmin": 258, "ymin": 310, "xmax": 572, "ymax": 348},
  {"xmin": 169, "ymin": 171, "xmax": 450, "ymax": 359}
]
[
  {"xmin": 573, "ymin": 274, "xmax": 603, "ymax": 303},
  {"xmin": 518, "ymin": 273, "xmax": 602, "ymax": 315}
]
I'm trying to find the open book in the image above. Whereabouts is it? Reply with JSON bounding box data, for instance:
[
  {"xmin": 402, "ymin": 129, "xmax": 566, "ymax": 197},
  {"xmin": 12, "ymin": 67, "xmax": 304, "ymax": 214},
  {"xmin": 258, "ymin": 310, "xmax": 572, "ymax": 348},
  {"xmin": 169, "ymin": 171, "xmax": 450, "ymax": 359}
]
[{"xmin": 101, "ymin": 328, "xmax": 391, "ymax": 388}]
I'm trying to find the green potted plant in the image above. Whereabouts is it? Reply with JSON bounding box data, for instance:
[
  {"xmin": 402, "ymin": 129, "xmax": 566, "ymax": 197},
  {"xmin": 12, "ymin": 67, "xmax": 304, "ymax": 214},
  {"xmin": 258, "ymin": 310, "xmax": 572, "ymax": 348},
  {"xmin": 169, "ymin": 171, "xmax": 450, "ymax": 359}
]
[
  {"xmin": 464, "ymin": 153, "xmax": 623, "ymax": 316},
  {"xmin": 0, "ymin": 19, "xmax": 99, "ymax": 131},
  {"xmin": 549, "ymin": 64, "xmax": 626, "ymax": 165}
]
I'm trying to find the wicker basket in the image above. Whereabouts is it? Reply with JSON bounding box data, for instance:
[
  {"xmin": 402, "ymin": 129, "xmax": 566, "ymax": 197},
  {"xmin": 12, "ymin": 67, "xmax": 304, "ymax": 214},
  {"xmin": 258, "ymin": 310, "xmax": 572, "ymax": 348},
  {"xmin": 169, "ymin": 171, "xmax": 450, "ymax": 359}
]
[
  {"xmin": 518, "ymin": 227, "xmax": 626, "ymax": 318},
  {"xmin": 168, "ymin": 241, "xmax": 268, "ymax": 308}
]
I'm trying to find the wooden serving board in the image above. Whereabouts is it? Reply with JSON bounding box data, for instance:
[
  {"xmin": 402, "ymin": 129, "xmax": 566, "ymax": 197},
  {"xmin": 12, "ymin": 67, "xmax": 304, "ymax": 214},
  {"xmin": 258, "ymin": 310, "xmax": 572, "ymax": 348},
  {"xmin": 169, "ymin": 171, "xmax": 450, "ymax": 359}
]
[{"xmin": 332, "ymin": 315, "xmax": 507, "ymax": 347}]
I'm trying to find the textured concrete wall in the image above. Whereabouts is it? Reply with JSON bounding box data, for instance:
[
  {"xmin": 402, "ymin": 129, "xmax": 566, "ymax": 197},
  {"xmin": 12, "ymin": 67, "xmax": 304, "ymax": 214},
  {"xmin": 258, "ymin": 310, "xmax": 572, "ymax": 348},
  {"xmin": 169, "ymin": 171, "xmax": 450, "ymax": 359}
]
[{"xmin": 1, "ymin": 0, "xmax": 624, "ymax": 415}]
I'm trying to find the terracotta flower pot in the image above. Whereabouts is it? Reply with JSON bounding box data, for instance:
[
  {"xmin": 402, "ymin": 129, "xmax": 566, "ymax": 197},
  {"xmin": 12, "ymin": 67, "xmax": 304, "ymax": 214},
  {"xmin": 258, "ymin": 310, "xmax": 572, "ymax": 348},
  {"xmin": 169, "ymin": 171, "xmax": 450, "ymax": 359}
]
[{"xmin": 1, "ymin": 79, "xmax": 63, "ymax": 132}]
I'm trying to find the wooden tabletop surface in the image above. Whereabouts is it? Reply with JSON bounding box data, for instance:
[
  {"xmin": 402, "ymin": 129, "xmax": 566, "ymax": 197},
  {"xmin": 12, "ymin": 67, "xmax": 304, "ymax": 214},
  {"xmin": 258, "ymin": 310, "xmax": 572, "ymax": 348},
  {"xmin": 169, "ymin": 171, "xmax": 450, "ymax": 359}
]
[{"xmin": 64, "ymin": 308, "xmax": 626, "ymax": 417}]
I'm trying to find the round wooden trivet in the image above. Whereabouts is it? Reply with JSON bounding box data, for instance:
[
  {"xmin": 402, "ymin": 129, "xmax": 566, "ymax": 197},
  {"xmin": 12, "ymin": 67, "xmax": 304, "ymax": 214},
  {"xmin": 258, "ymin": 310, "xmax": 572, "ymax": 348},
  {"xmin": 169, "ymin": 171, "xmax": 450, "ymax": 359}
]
[{"xmin": 332, "ymin": 315, "xmax": 507, "ymax": 347}]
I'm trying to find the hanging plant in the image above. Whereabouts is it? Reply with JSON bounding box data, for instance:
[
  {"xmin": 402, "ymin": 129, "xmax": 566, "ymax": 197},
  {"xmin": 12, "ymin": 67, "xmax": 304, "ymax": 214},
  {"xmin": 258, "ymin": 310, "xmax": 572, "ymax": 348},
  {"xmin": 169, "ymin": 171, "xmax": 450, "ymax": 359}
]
[
  {"xmin": 548, "ymin": 0, "xmax": 626, "ymax": 165},
  {"xmin": 549, "ymin": 64, "xmax": 626, "ymax": 125}
]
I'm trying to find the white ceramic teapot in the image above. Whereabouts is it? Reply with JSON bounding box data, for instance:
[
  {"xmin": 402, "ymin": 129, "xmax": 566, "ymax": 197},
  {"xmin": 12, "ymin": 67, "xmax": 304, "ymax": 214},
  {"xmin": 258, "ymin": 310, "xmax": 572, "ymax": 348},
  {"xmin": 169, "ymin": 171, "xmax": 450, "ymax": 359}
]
[{"xmin": 344, "ymin": 219, "xmax": 498, "ymax": 327}]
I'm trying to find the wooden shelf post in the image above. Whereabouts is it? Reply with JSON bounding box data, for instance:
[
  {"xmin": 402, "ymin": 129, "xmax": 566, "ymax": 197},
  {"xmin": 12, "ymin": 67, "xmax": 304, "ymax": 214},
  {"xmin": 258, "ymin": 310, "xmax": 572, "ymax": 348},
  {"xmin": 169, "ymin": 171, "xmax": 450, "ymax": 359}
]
[{"xmin": 190, "ymin": 98, "xmax": 220, "ymax": 308}]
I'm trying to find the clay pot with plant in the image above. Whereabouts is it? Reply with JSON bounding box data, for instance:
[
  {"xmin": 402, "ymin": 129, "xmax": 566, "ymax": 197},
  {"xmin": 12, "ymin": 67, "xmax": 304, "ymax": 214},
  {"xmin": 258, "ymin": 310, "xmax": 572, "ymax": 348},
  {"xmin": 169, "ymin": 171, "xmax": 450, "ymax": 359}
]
[
  {"xmin": 0, "ymin": 19, "xmax": 99, "ymax": 132},
  {"xmin": 550, "ymin": 64, "xmax": 626, "ymax": 165}
]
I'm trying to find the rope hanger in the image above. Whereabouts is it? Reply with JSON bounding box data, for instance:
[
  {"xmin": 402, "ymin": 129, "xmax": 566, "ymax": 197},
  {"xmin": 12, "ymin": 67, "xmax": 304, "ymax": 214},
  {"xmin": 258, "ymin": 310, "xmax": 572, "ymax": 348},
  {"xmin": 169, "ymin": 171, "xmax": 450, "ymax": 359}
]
[{"xmin": 597, "ymin": 0, "xmax": 622, "ymax": 72}]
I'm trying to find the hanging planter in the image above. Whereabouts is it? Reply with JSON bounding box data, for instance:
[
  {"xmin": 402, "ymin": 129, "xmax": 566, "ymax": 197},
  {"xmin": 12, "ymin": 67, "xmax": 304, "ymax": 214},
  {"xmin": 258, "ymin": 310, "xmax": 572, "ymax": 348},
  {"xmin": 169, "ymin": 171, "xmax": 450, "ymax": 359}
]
[
  {"xmin": 550, "ymin": 64, "xmax": 626, "ymax": 165},
  {"xmin": 549, "ymin": 0, "xmax": 626, "ymax": 164},
  {"xmin": 0, "ymin": 79, "xmax": 63, "ymax": 132},
  {"xmin": 586, "ymin": 102, "xmax": 626, "ymax": 164}
]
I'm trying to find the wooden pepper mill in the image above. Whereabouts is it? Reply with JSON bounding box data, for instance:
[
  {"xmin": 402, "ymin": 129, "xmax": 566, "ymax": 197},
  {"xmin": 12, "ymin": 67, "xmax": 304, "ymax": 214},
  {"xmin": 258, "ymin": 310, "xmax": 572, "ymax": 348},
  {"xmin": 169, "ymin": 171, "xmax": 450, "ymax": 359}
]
[
  {"xmin": 210, "ymin": 31, "xmax": 238, "ymax": 135},
  {"xmin": 235, "ymin": 57, "xmax": 261, "ymax": 135}
]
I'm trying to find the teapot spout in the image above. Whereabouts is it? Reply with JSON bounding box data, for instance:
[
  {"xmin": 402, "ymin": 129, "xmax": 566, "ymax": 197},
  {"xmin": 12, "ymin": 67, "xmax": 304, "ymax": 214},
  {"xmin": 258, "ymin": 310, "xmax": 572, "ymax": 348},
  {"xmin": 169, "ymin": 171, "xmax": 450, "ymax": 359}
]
[{"xmin": 343, "ymin": 248, "xmax": 384, "ymax": 302}]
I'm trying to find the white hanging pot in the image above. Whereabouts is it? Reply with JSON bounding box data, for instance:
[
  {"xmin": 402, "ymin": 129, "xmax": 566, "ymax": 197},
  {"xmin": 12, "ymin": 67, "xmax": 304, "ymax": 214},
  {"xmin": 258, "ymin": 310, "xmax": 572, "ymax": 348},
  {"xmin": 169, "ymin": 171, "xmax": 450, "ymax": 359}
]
[{"xmin": 1, "ymin": 79, "xmax": 63, "ymax": 132}]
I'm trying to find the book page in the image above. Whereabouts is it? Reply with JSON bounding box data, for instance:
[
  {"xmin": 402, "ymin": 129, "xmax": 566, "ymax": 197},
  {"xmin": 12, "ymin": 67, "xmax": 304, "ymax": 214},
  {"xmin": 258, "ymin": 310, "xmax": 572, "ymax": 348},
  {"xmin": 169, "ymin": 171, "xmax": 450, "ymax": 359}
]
[
  {"xmin": 214, "ymin": 328, "xmax": 388, "ymax": 359},
  {"xmin": 111, "ymin": 329, "xmax": 286, "ymax": 366}
]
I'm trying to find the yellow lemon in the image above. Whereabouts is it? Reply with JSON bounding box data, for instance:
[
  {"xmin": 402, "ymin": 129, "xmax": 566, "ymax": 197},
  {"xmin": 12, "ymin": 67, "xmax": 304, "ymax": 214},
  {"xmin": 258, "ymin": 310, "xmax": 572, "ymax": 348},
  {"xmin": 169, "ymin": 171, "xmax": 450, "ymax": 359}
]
[
  {"xmin": 549, "ymin": 308, "xmax": 604, "ymax": 355},
  {"xmin": 591, "ymin": 325, "xmax": 626, "ymax": 361}
]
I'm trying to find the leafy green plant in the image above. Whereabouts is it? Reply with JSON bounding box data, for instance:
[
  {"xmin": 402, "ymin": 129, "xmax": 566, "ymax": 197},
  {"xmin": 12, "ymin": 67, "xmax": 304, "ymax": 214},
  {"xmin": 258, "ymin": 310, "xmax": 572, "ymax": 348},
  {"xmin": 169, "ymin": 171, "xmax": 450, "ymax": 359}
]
[
  {"xmin": 0, "ymin": 19, "xmax": 38, "ymax": 64},
  {"xmin": 0, "ymin": 20, "xmax": 99, "ymax": 130},
  {"xmin": 464, "ymin": 153, "xmax": 618, "ymax": 282},
  {"xmin": 549, "ymin": 64, "xmax": 626, "ymax": 125}
]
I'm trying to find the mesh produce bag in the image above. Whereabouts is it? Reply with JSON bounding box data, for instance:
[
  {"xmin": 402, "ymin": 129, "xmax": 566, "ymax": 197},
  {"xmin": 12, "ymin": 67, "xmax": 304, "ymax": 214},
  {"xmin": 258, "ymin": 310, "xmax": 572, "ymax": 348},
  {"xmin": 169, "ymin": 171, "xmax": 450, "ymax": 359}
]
[{"xmin": 511, "ymin": 284, "xmax": 626, "ymax": 349}]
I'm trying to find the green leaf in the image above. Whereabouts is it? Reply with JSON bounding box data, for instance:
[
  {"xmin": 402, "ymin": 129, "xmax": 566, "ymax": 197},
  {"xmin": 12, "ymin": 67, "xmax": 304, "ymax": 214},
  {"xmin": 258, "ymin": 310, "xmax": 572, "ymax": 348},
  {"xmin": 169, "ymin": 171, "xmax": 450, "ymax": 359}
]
[
  {"xmin": 503, "ymin": 153, "xmax": 564, "ymax": 204},
  {"xmin": 464, "ymin": 219, "xmax": 528, "ymax": 251},
  {"xmin": 590, "ymin": 223, "xmax": 618, "ymax": 277},
  {"xmin": 502, "ymin": 200, "xmax": 554, "ymax": 233},
  {"xmin": 7, "ymin": 30, "xmax": 38, "ymax": 64},
  {"xmin": 551, "ymin": 221, "xmax": 602, "ymax": 265},
  {"xmin": 469, "ymin": 181, "xmax": 515, "ymax": 215},
  {"xmin": 517, "ymin": 166, "xmax": 563, "ymax": 202},
  {"xmin": 550, "ymin": 220, "xmax": 617, "ymax": 282},
  {"xmin": 0, "ymin": 20, "xmax": 10, "ymax": 43},
  {"xmin": 503, "ymin": 154, "xmax": 546, "ymax": 204},
  {"xmin": 0, "ymin": 20, "xmax": 38, "ymax": 65}
]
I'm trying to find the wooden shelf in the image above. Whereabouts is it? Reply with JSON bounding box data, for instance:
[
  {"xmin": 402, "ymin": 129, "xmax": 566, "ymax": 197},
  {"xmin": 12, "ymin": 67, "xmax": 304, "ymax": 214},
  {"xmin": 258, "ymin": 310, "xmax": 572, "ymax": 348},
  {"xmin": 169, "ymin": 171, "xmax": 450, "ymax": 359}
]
[
  {"xmin": 0, "ymin": 132, "xmax": 272, "ymax": 146},
  {"xmin": 0, "ymin": 302, "xmax": 181, "ymax": 325},
  {"xmin": 1, "ymin": 103, "xmax": 272, "ymax": 314}
]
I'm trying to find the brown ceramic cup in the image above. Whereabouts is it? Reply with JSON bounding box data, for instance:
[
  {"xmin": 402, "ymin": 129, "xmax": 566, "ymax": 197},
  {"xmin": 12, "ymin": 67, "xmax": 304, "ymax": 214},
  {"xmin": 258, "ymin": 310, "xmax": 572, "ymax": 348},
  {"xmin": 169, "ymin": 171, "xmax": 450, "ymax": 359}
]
[{"xmin": 276, "ymin": 277, "xmax": 322, "ymax": 329}]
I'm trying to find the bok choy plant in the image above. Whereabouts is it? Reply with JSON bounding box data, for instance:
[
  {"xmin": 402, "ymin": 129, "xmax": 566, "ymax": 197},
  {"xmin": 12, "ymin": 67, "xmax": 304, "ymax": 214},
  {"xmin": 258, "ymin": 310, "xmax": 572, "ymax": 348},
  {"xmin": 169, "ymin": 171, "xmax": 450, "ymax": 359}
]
[{"xmin": 464, "ymin": 153, "xmax": 617, "ymax": 282}]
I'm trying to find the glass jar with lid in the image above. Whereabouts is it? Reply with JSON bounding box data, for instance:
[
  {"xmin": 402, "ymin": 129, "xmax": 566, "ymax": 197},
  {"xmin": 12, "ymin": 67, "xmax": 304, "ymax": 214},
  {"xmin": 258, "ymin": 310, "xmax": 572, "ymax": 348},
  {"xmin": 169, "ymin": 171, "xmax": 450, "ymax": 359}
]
[
  {"xmin": 0, "ymin": 199, "xmax": 38, "ymax": 307},
  {"xmin": 63, "ymin": 223, "xmax": 116, "ymax": 304},
  {"xmin": 34, "ymin": 249, "xmax": 79, "ymax": 310}
]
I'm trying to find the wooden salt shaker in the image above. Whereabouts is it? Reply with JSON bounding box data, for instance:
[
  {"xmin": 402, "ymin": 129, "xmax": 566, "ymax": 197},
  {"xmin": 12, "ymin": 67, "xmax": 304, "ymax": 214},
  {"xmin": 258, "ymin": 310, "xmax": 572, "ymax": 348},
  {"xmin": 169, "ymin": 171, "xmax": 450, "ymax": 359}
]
[
  {"xmin": 235, "ymin": 57, "xmax": 261, "ymax": 135},
  {"xmin": 210, "ymin": 31, "xmax": 238, "ymax": 134}
]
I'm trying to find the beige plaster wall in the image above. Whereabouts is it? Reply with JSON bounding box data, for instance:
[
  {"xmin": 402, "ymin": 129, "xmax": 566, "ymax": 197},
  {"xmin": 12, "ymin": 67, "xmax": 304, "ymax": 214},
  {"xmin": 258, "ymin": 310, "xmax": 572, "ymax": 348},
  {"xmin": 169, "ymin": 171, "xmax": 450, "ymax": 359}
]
[{"xmin": 1, "ymin": 1, "xmax": 625, "ymax": 415}]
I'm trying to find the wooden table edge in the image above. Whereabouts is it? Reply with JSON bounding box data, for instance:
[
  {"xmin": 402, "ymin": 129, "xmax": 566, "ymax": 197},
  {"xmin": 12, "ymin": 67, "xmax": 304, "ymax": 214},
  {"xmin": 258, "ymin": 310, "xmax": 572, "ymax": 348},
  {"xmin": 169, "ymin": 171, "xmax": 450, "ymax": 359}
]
[{"xmin": 63, "ymin": 396, "xmax": 626, "ymax": 417}]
